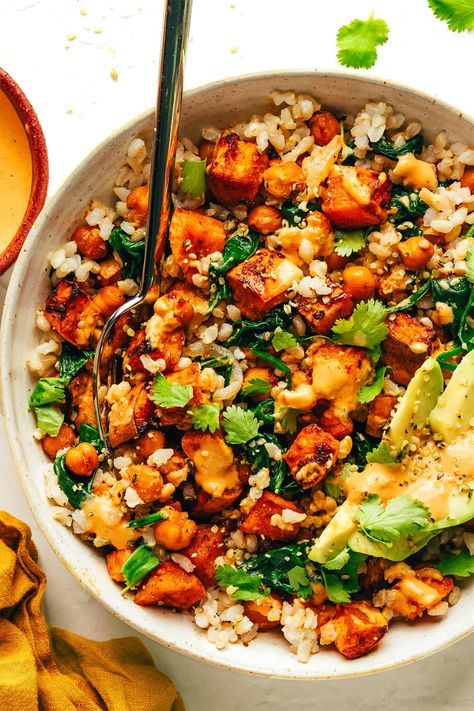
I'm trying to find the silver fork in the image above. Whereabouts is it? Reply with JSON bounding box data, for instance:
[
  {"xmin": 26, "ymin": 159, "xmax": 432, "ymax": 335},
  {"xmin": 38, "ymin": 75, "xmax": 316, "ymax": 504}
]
[{"xmin": 92, "ymin": 0, "xmax": 193, "ymax": 447}]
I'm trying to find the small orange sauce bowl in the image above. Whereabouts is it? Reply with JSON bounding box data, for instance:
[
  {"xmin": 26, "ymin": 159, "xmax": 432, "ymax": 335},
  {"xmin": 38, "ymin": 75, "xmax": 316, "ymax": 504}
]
[{"xmin": 0, "ymin": 68, "xmax": 48, "ymax": 274}]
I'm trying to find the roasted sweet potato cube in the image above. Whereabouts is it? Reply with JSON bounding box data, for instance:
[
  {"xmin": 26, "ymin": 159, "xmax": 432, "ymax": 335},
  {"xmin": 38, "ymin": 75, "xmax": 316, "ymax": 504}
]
[
  {"xmin": 295, "ymin": 286, "xmax": 353, "ymax": 335},
  {"xmin": 207, "ymin": 132, "xmax": 269, "ymax": 205},
  {"xmin": 123, "ymin": 327, "xmax": 184, "ymax": 380},
  {"xmin": 182, "ymin": 524, "xmax": 225, "ymax": 586},
  {"xmin": 108, "ymin": 383, "xmax": 155, "ymax": 447},
  {"xmin": 240, "ymin": 491, "xmax": 305, "ymax": 541},
  {"xmin": 96, "ymin": 258, "xmax": 122, "ymax": 286},
  {"xmin": 283, "ymin": 424, "xmax": 339, "ymax": 489},
  {"xmin": 227, "ymin": 248, "xmax": 303, "ymax": 319},
  {"xmin": 365, "ymin": 393, "xmax": 397, "ymax": 438},
  {"xmin": 68, "ymin": 372, "xmax": 96, "ymax": 431},
  {"xmin": 127, "ymin": 184, "xmax": 149, "ymax": 226},
  {"xmin": 171, "ymin": 280, "xmax": 210, "ymax": 330},
  {"xmin": 322, "ymin": 165, "xmax": 391, "ymax": 229},
  {"xmin": 169, "ymin": 208, "xmax": 225, "ymax": 283},
  {"xmin": 243, "ymin": 594, "xmax": 283, "ymax": 630},
  {"xmin": 382, "ymin": 313, "xmax": 436, "ymax": 386},
  {"xmin": 106, "ymin": 549, "xmax": 133, "ymax": 583},
  {"xmin": 134, "ymin": 561, "xmax": 205, "ymax": 609},
  {"xmin": 320, "ymin": 601, "xmax": 388, "ymax": 659},
  {"xmin": 379, "ymin": 564, "xmax": 453, "ymax": 621},
  {"xmin": 45, "ymin": 280, "xmax": 101, "ymax": 348}
]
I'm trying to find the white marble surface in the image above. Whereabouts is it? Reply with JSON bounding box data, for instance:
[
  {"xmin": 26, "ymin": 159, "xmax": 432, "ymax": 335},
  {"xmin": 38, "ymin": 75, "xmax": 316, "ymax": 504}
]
[{"xmin": 1, "ymin": 0, "xmax": 473, "ymax": 708}]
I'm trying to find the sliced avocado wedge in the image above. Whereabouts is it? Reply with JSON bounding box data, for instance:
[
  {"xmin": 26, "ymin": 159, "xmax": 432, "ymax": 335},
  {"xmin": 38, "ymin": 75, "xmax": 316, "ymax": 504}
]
[
  {"xmin": 309, "ymin": 500, "xmax": 358, "ymax": 564},
  {"xmin": 429, "ymin": 349, "xmax": 474, "ymax": 443},
  {"xmin": 347, "ymin": 530, "xmax": 435, "ymax": 562},
  {"xmin": 388, "ymin": 357, "xmax": 444, "ymax": 453}
]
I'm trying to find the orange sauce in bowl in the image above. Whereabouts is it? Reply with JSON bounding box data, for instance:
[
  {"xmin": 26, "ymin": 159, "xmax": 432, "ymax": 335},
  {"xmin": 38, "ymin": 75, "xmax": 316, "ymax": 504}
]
[{"xmin": 0, "ymin": 88, "xmax": 33, "ymax": 253}]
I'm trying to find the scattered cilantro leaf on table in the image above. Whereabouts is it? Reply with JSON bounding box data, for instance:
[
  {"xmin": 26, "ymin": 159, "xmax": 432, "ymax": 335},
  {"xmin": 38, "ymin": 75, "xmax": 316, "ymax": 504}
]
[
  {"xmin": 357, "ymin": 366, "xmax": 387, "ymax": 404},
  {"xmin": 181, "ymin": 159, "xmax": 207, "ymax": 197},
  {"xmin": 215, "ymin": 564, "xmax": 269, "ymax": 600},
  {"xmin": 336, "ymin": 14, "xmax": 389, "ymax": 69},
  {"xmin": 437, "ymin": 549, "xmax": 474, "ymax": 577},
  {"xmin": 332, "ymin": 299, "xmax": 388, "ymax": 350},
  {"xmin": 428, "ymin": 0, "xmax": 474, "ymax": 32},
  {"xmin": 241, "ymin": 378, "xmax": 271, "ymax": 398},
  {"xmin": 189, "ymin": 404, "xmax": 221, "ymax": 433},
  {"xmin": 222, "ymin": 405, "xmax": 260, "ymax": 444},
  {"xmin": 356, "ymin": 494, "xmax": 431, "ymax": 544},
  {"xmin": 151, "ymin": 373, "xmax": 193, "ymax": 409}
]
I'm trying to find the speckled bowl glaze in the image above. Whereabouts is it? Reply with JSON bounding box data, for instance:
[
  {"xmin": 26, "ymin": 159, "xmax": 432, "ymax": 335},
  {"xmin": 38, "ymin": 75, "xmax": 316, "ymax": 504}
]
[
  {"xmin": 1, "ymin": 71, "xmax": 473, "ymax": 679},
  {"xmin": 0, "ymin": 68, "xmax": 48, "ymax": 274}
]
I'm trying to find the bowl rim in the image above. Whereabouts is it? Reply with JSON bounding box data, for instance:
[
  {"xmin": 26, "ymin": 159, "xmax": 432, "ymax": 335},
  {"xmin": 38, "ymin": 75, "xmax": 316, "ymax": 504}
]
[
  {"xmin": 0, "ymin": 67, "xmax": 49, "ymax": 274},
  {"xmin": 1, "ymin": 68, "xmax": 473, "ymax": 679}
]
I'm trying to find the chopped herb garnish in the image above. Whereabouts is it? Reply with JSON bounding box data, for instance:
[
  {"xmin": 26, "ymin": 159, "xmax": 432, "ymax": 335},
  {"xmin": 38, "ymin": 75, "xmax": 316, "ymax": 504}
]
[
  {"xmin": 357, "ymin": 366, "xmax": 387, "ymax": 404},
  {"xmin": 189, "ymin": 403, "xmax": 221, "ymax": 433},
  {"xmin": 241, "ymin": 378, "xmax": 271, "ymax": 398},
  {"xmin": 151, "ymin": 373, "xmax": 193, "ymax": 409},
  {"xmin": 437, "ymin": 548, "xmax": 474, "ymax": 577},
  {"xmin": 332, "ymin": 299, "xmax": 388, "ymax": 350},
  {"xmin": 272, "ymin": 330, "xmax": 298, "ymax": 352},
  {"xmin": 222, "ymin": 405, "xmax": 260, "ymax": 444},
  {"xmin": 215, "ymin": 564, "xmax": 269, "ymax": 600},
  {"xmin": 356, "ymin": 493, "xmax": 431, "ymax": 545}
]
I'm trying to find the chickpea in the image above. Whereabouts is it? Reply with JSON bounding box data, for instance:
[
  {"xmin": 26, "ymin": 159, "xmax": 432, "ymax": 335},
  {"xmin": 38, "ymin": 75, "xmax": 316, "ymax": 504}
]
[
  {"xmin": 73, "ymin": 225, "xmax": 108, "ymax": 260},
  {"xmin": 65, "ymin": 442, "xmax": 99, "ymax": 477},
  {"xmin": 160, "ymin": 452, "xmax": 189, "ymax": 488},
  {"xmin": 263, "ymin": 161, "xmax": 305, "ymax": 199},
  {"xmin": 342, "ymin": 264, "xmax": 377, "ymax": 301},
  {"xmin": 106, "ymin": 549, "xmax": 132, "ymax": 582},
  {"xmin": 326, "ymin": 250, "xmax": 349, "ymax": 272},
  {"xmin": 247, "ymin": 205, "xmax": 283, "ymax": 235},
  {"xmin": 42, "ymin": 423, "xmax": 76, "ymax": 459},
  {"xmin": 154, "ymin": 506, "xmax": 197, "ymax": 550},
  {"xmin": 126, "ymin": 464, "xmax": 163, "ymax": 503},
  {"xmin": 398, "ymin": 237, "xmax": 434, "ymax": 271},
  {"xmin": 93, "ymin": 285, "xmax": 126, "ymax": 316},
  {"xmin": 199, "ymin": 140, "xmax": 215, "ymax": 162},
  {"xmin": 309, "ymin": 111, "xmax": 340, "ymax": 147},
  {"xmin": 136, "ymin": 429, "xmax": 166, "ymax": 459},
  {"xmin": 460, "ymin": 167, "xmax": 474, "ymax": 193}
]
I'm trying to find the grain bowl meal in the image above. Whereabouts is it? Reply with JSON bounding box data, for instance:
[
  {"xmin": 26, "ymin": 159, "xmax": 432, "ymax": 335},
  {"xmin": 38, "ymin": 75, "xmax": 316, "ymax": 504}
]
[{"xmin": 28, "ymin": 91, "xmax": 474, "ymax": 663}]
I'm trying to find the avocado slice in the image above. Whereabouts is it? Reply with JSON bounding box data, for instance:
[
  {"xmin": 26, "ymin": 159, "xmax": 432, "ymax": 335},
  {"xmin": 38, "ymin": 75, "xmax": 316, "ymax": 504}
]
[
  {"xmin": 309, "ymin": 500, "xmax": 357, "ymax": 564},
  {"xmin": 429, "ymin": 349, "xmax": 474, "ymax": 443},
  {"xmin": 347, "ymin": 530, "xmax": 435, "ymax": 561},
  {"xmin": 388, "ymin": 357, "xmax": 444, "ymax": 453}
]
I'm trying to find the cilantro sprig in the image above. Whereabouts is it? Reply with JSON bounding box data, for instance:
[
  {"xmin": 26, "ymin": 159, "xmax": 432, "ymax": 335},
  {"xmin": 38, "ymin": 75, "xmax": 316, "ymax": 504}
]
[
  {"xmin": 365, "ymin": 441, "xmax": 396, "ymax": 464},
  {"xmin": 437, "ymin": 548, "xmax": 474, "ymax": 577},
  {"xmin": 428, "ymin": 0, "xmax": 474, "ymax": 32},
  {"xmin": 189, "ymin": 404, "xmax": 221, "ymax": 433},
  {"xmin": 241, "ymin": 378, "xmax": 271, "ymax": 398},
  {"xmin": 332, "ymin": 299, "xmax": 388, "ymax": 351},
  {"xmin": 357, "ymin": 366, "xmax": 387, "ymax": 404},
  {"xmin": 334, "ymin": 229, "xmax": 367, "ymax": 257},
  {"xmin": 222, "ymin": 405, "xmax": 260, "ymax": 444},
  {"xmin": 272, "ymin": 330, "xmax": 298, "ymax": 352},
  {"xmin": 151, "ymin": 373, "xmax": 193, "ymax": 409},
  {"xmin": 336, "ymin": 14, "xmax": 390, "ymax": 69},
  {"xmin": 215, "ymin": 564, "xmax": 269, "ymax": 600},
  {"xmin": 355, "ymin": 494, "xmax": 431, "ymax": 545}
]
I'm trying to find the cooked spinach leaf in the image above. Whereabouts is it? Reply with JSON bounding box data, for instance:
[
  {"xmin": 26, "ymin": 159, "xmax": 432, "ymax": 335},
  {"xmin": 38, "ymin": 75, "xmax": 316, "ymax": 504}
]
[
  {"xmin": 227, "ymin": 305, "xmax": 293, "ymax": 349},
  {"xmin": 431, "ymin": 277, "xmax": 471, "ymax": 336},
  {"xmin": 369, "ymin": 134, "xmax": 424, "ymax": 160},
  {"xmin": 387, "ymin": 279, "xmax": 431, "ymax": 314},
  {"xmin": 54, "ymin": 452, "xmax": 93, "ymax": 509},
  {"xmin": 58, "ymin": 343, "xmax": 94, "ymax": 381},
  {"xmin": 250, "ymin": 398, "xmax": 276, "ymax": 426},
  {"xmin": 109, "ymin": 226, "xmax": 145, "ymax": 281},
  {"xmin": 281, "ymin": 200, "xmax": 320, "ymax": 226},
  {"xmin": 388, "ymin": 184, "xmax": 427, "ymax": 225},
  {"xmin": 241, "ymin": 542, "xmax": 310, "ymax": 596},
  {"xmin": 246, "ymin": 432, "xmax": 301, "ymax": 498}
]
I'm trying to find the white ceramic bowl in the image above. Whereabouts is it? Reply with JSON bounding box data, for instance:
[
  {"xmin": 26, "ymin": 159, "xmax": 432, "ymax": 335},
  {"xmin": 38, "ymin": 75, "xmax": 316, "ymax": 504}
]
[{"xmin": 2, "ymin": 71, "xmax": 473, "ymax": 679}]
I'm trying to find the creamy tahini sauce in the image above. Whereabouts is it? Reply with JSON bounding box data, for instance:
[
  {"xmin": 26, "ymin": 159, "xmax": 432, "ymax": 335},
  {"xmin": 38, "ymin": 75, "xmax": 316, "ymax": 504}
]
[
  {"xmin": 0, "ymin": 89, "xmax": 32, "ymax": 251},
  {"xmin": 82, "ymin": 496, "xmax": 138, "ymax": 549},
  {"xmin": 343, "ymin": 431, "xmax": 474, "ymax": 521}
]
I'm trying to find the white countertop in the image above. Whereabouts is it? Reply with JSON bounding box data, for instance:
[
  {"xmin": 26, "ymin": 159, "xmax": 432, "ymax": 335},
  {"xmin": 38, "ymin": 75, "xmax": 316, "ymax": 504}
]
[{"xmin": 1, "ymin": 0, "xmax": 473, "ymax": 708}]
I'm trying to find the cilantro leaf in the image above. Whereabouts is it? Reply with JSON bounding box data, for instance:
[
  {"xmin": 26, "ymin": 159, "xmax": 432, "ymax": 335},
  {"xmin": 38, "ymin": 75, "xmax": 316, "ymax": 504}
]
[
  {"xmin": 366, "ymin": 441, "xmax": 396, "ymax": 464},
  {"xmin": 29, "ymin": 377, "xmax": 68, "ymax": 408},
  {"xmin": 437, "ymin": 548, "xmax": 474, "ymax": 577},
  {"xmin": 215, "ymin": 563, "xmax": 269, "ymax": 600},
  {"xmin": 272, "ymin": 330, "xmax": 298, "ymax": 352},
  {"xmin": 320, "ymin": 570, "xmax": 352, "ymax": 603},
  {"xmin": 428, "ymin": 0, "xmax": 474, "ymax": 32},
  {"xmin": 357, "ymin": 366, "xmax": 387, "ymax": 404},
  {"xmin": 334, "ymin": 229, "xmax": 367, "ymax": 257},
  {"xmin": 279, "ymin": 407, "xmax": 304, "ymax": 434},
  {"xmin": 222, "ymin": 405, "xmax": 260, "ymax": 444},
  {"xmin": 287, "ymin": 565, "xmax": 313, "ymax": 600},
  {"xmin": 356, "ymin": 493, "xmax": 431, "ymax": 544},
  {"xmin": 181, "ymin": 159, "xmax": 207, "ymax": 197},
  {"xmin": 320, "ymin": 551, "xmax": 366, "ymax": 602},
  {"xmin": 189, "ymin": 403, "xmax": 221, "ymax": 433},
  {"xmin": 336, "ymin": 14, "xmax": 389, "ymax": 69},
  {"xmin": 151, "ymin": 373, "xmax": 193, "ymax": 409},
  {"xmin": 332, "ymin": 299, "xmax": 388, "ymax": 350},
  {"xmin": 465, "ymin": 244, "xmax": 474, "ymax": 284},
  {"xmin": 33, "ymin": 405, "xmax": 64, "ymax": 437},
  {"xmin": 241, "ymin": 378, "xmax": 271, "ymax": 398}
]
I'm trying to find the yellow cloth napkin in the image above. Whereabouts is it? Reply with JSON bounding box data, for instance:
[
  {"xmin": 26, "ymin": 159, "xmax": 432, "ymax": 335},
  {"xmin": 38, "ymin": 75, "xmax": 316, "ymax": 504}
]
[{"xmin": 0, "ymin": 511, "xmax": 184, "ymax": 711}]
